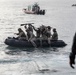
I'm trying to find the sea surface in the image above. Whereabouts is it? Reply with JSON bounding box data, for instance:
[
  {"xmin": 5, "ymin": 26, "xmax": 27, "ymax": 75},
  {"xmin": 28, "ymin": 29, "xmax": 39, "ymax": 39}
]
[{"xmin": 0, "ymin": 0, "xmax": 76, "ymax": 75}]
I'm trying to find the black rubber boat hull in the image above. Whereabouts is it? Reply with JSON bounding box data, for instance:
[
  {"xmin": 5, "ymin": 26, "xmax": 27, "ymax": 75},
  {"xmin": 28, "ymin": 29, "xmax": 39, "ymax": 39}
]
[{"xmin": 4, "ymin": 37, "xmax": 67, "ymax": 48}]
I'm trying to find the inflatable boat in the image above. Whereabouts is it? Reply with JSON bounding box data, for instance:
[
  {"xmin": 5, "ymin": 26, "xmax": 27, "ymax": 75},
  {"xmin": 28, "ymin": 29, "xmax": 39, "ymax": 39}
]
[
  {"xmin": 72, "ymin": 4, "xmax": 76, "ymax": 6},
  {"xmin": 4, "ymin": 37, "xmax": 67, "ymax": 48}
]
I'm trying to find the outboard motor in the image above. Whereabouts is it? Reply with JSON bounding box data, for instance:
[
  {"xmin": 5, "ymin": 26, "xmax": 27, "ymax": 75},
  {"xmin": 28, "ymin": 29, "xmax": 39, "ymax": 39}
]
[
  {"xmin": 42, "ymin": 10, "xmax": 45, "ymax": 15},
  {"xmin": 39, "ymin": 10, "xmax": 43, "ymax": 15}
]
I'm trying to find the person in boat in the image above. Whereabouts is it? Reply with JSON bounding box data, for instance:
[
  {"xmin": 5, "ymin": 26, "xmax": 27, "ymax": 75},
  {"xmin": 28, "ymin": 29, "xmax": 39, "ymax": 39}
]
[
  {"xmin": 32, "ymin": 25, "xmax": 44, "ymax": 47},
  {"xmin": 24, "ymin": 24, "xmax": 33, "ymax": 39},
  {"xmin": 40, "ymin": 25, "xmax": 51, "ymax": 38},
  {"xmin": 40, "ymin": 25, "xmax": 46, "ymax": 38},
  {"xmin": 28, "ymin": 5, "xmax": 31, "ymax": 11},
  {"xmin": 24, "ymin": 24, "xmax": 37, "ymax": 47},
  {"xmin": 69, "ymin": 32, "xmax": 76, "ymax": 69},
  {"xmin": 32, "ymin": 3, "xmax": 40, "ymax": 13},
  {"xmin": 32, "ymin": 26, "xmax": 41, "ymax": 38},
  {"xmin": 37, "ymin": 25, "xmax": 51, "ymax": 46},
  {"xmin": 51, "ymin": 28, "xmax": 58, "ymax": 41},
  {"xmin": 45, "ymin": 26, "xmax": 52, "ymax": 44},
  {"xmin": 15, "ymin": 28, "xmax": 27, "ymax": 40},
  {"xmin": 40, "ymin": 26, "xmax": 52, "ymax": 44}
]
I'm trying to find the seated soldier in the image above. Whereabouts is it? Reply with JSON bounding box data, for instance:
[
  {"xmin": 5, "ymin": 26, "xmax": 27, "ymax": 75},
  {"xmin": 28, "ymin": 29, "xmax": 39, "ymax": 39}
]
[
  {"xmin": 52, "ymin": 28, "xmax": 58, "ymax": 41},
  {"xmin": 15, "ymin": 28, "xmax": 27, "ymax": 40},
  {"xmin": 40, "ymin": 25, "xmax": 47, "ymax": 38},
  {"xmin": 45, "ymin": 26, "xmax": 52, "ymax": 44}
]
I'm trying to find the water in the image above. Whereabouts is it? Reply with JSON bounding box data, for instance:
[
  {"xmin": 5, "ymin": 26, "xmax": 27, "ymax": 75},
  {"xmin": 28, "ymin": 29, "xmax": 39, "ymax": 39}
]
[{"xmin": 0, "ymin": 0, "xmax": 76, "ymax": 75}]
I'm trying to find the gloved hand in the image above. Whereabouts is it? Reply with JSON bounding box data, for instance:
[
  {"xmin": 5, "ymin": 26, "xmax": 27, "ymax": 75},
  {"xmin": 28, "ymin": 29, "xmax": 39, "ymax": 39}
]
[{"xmin": 69, "ymin": 52, "xmax": 75, "ymax": 69}]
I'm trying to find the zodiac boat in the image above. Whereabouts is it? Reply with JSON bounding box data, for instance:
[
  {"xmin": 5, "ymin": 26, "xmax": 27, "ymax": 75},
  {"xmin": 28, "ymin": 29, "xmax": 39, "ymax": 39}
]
[{"xmin": 4, "ymin": 37, "xmax": 67, "ymax": 48}]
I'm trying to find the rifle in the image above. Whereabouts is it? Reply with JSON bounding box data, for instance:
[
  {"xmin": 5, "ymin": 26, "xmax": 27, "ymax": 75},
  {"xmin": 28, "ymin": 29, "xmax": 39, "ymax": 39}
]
[{"xmin": 21, "ymin": 23, "xmax": 34, "ymax": 26}]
